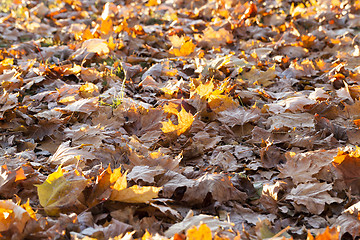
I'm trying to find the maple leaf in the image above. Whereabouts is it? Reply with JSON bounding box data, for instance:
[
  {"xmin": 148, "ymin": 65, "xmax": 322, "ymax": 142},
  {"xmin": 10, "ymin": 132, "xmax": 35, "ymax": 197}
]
[
  {"xmin": 197, "ymin": 27, "xmax": 233, "ymax": 47},
  {"xmin": 0, "ymin": 200, "xmax": 31, "ymax": 234},
  {"xmin": 332, "ymin": 146, "xmax": 360, "ymax": 194},
  {"xmin": 164, "ymin": 210, "xmax": 232, "ymax": 238},
  {"xmin": 36, "ymin": 166, "xmax": 89, "ymax": 216},
  {"xmin": 307, "ymin": 226, "xmax": 339, "ymax": 240},
  {"xmin": 278, "ymin": 149, "xmax": 338, "ymax": 184},
  {"xmin": 79, "ymin": 82, "xmax": 99, "ymax": 98},
  {"xmin": 47, "ymin": 141, "xmax": 94, "ymax": 167},
  {"xmin": 169, "ymin": 35, "xmax": 196, "ymax": 57},
  {"xmin": 88, "ymin": 166, "xmax": 161, "ymax": 205},
  {"xmin": 86, "ymin": 166, "xmax": 122, "ymax": 207},
  {"xmin": 161, "ymin": 106, "xmax": 194, "ymax": 135},
  {"xmin": 286, "ymin": 182, "xmax": 342, "ymax": 215},
  {"xmin": 109, "ymin": 170, "xmax": 161, "ymax": 203},
  {"xmin": 186, "ymin": 223, "xmax": 212, "ymax": 240}
]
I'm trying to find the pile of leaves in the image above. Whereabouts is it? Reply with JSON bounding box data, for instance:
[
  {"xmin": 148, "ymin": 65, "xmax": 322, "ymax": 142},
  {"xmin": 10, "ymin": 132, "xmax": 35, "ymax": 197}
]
[{"xmin": 1, "ymin": 0, "xmax": 360, "ymax": 239}]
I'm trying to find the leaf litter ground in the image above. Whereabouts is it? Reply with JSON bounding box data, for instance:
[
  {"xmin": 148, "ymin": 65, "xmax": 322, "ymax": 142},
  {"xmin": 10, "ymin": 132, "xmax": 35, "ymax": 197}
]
[{"xmin": 0, "ymin": 0, "xmax": 360, "ymax": 239}]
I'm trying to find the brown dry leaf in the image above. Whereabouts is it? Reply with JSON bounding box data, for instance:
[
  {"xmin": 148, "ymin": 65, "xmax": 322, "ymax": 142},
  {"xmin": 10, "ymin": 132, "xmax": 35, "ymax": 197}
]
[
  {"xmin": 217, "ymin": 107, "xmax": 260, "ymax": 127},
  {"xmin": 286, "ymin": 182, "xmax": 342, "ymax": 215},
  {"xmin": 278, "ymin": 96, "xmax": 316, "ymax": 113},
  {"xmin": 309, "ymin": 88, "xmax": 330, "ymax": 101},
  {"xmin": 334, "ymin": 201, "xmax": 360, "ymax": 238},
  {"xmin": 0, "ymin": 90, "xmax": 18, "ymax": 119},
  {"xmin": 82, "ymin": 39, "xmax": 110, "ymax": 55},
  {"xmin": 55, "ymin": 97, "xmax": 99, "ymax": 114},
  {"xmin": 278, "ymin": 149, "xmax": 338, "ymax": 184},
  {"xmin": 128, "ymin": 145, "xmax": 182, "ymax": 171},
  {"xmin": 278, "ymin": 45, "xmax": 308, "ymax": 58},
  {"xmin": 332, "ymin": 146, "xmax": 360, "ymax": 194},
  {"xmin": 266, "ymin": 112, "xmax": 314, "ymax": 130},
  {"xmin": 127, "ymin": 166, "xmax": 166, "ymax": 185},
  {"xmin": 47, "ymin": 141, "xmax": 94, "ymax": 167},
  {"xmin": 240, "ymin": 64, "xmax": 277, "ymax": 87},
  {"xmin": 64, "ymin": 124, "xmax": 107, "ymax": 148},
  {"xmin": 164, "ymin": 210, "xmax": 232, "ymax": 238},
  {"xmin": 180, "ymin": 173, "xmax": 247, "ymax": 204}
]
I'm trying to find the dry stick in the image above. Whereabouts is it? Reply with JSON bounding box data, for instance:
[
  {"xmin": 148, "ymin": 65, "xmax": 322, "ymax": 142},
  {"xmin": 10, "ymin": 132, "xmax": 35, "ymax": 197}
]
[
  {"xmin": 270, "ymin": 226, "xmax": 291, "ymax": 239},
  {"xmin": 34, "ymin": 42, "xmax": 45, "ymax": 63}
]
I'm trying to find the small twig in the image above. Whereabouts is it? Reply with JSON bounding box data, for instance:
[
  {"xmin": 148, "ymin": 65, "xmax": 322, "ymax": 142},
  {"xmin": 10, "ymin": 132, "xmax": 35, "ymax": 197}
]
[
  {"xmin": 271, "ymin": 226, "xmax": 290, "ymax": 239},
  {"xmin": 33, "ymin": 42, "xmax": 45, "ymax": 63}
]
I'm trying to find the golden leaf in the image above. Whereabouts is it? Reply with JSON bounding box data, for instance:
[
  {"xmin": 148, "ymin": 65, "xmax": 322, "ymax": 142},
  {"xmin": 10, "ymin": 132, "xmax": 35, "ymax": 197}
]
[
  {"xmin": 194, "ymin": 81, "xmax": 214, "ymax": 99},
  {"xmin": 36, "ymin": 166, "xmax": 88, "ymax": 216},
  {"xmin": 186, "ymin": 224, "xmax": 212, "ymax": 240},
  {"xmin": 79, "ymin": 82, "xmax": 99, "ymax": 98},
  {"xmin": 169, "ymin": 35, "xmax": 196, "ymax": 57},
  {"xmin": 161, "ymin": 106, "xmax": 194, "ymax": 135},
  {"xmin": 15, "ymin": 167, "xmax": 26, "ymax": 182},
  {"xmin": 146, "ymin": 0, "xmax": 160, "ymax": 6},
  {"xmin": 86, "ymin": 166, "xmax": 123, "ymax": 207},
  {"xmin": 110, "ymin": 185, "xmax": 161, "ymax": 203}
]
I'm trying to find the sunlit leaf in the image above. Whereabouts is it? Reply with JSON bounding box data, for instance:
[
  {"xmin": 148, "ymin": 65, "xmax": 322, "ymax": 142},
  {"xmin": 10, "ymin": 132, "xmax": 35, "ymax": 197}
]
[
  {"xmin": 36, "ymin": 166, "xmax": 88, "ymax": 216},
  {"xmin": 110, "ymin": 185, "xmax": 161, "ymax": 203},
  {"xmin": 186, "ymin": 224, "xmax": 212, "ymax": 240},
  {"xmin": 161, "ymin": 106, "xmax": 194, "ymax": 135}
]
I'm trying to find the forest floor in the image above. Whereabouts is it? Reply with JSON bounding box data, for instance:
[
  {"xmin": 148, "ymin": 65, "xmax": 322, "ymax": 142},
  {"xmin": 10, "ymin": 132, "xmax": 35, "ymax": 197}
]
[{"xmin": 0, "ymin": 0, "xmax": 360, "ymax": 239}]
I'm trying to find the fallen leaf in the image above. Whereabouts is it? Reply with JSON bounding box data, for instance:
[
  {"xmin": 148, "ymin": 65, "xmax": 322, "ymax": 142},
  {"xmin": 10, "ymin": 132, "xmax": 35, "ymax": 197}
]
[
  {"xmin": 0, "ymin": 200, "xmax": 31, "ymax": 233},
  {"xmin": 169, "ymin": 35, "xmax": 196, "ymax": 57},
  {"xmin": 286, "ymin": 182, "xmax": 342, "ymax": 215},
  {"xmin": 278, "ymin": 149, "xmax": 338, "ymax": 184},
  {"xmin": 332, "ymin": 146, "xmax": 360, "ymax": 194},
  {"xmin": 161, "ymin": 106, "xmax": 194, "ymax": 135},
  {"xmin": 36, "ymin": 166, "xmax": 89, "ymax": 216},
  {"xmin": 110, "ymin": 185, "xmax": 161, "ymax": 203},
  {"xmin": 307, "ymin": 226, "xmax": 339, "ymax": 240},
  {"xmin": 164, "ymin": 210, "xmax": 232, "ymax": 238},
  {"xmin": 186, "ymin": 223, "xmax": 212, "ymax": 240}
]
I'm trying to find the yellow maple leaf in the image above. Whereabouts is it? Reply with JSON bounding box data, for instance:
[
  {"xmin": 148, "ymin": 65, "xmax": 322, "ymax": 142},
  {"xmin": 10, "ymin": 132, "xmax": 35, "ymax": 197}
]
[
  {"xmin": 110, "ymin": 185, "xmax": 161, "ymax": 203},
  {"xmin": 108, "ymin": 36, "xmax": 116, "ymax": 51},
  {"xmin": 89, "ymin": 166, "xmax": 160, "ymax": 205},
  {"xmin": 21, "ymin": 199, "xmax": 37, "ymax": 220},
  {"xmin": 36, "ymin": 166, "xmax": 89, "ymax": 216},
  {"xmin": 208, "ymin": 93, "xmax": 237, "ymax": 113},
  {"xmin": 161, "ymin": 106, "xmax": 194, "ymax": 135},
  {"xmin": 186, "ymin": 224, "xmax": 212, "ymax": 240},
  {"xmin": 109, "ymin": 169, "xmax": 161, "ymax": 203},
  {"xmin": 79, "ymin": 82, "xmax": 99, "ymax": 98},
  {"xmin": 169, "ymin": 35, "xmax": 196, "ymax": 57},
  {"xmin": 194, "ymin": 81, "xmax": 214, "ymax": 99},
  {"xmin": 146, "ymin": 0, "xmax": 160, "ymax": 6}
]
